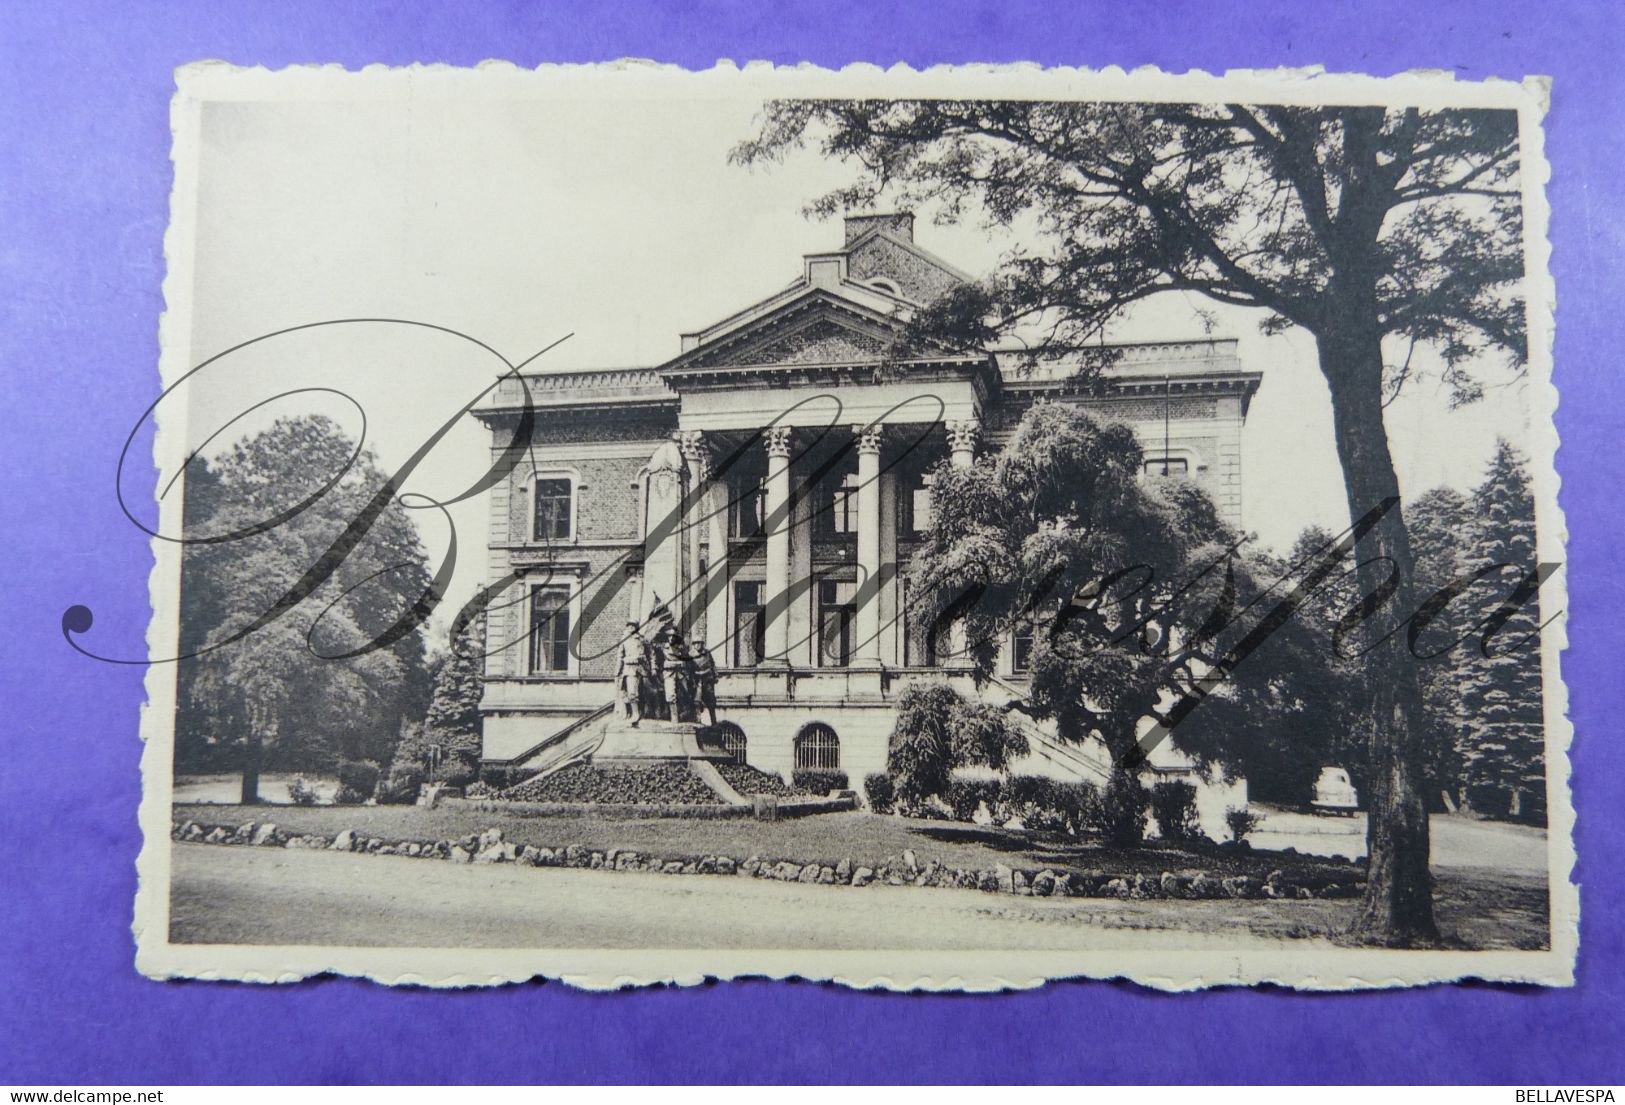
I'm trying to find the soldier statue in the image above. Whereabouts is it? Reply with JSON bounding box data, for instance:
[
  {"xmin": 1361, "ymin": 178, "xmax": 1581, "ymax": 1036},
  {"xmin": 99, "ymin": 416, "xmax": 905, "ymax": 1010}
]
[
  {"xmin": 689, "ymin": 636, "xmax": 719, "ymax": 727},
  {"xmin": 661, "ymin": 633, "xmax": 693, "ymax": 722},
  {"xmin": 616, "ymin": 620, "xmax": 645, "ymax": 726}
]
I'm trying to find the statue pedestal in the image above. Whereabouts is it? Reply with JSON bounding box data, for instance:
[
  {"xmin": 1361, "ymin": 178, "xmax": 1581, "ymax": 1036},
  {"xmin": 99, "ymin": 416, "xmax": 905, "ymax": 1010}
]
[{"xmin": 592, "ymin": 718, "xmax": 731, "ymax": 765}]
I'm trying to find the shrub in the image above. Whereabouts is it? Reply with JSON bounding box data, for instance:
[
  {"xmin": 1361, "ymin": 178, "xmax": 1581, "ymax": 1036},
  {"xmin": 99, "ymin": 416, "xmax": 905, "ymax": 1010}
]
[
  {"xmin": 863, "ymin": 773, "xmax": 896, "ymax": 814},
  {"xmin": 1002, "ymin": 775, "xmax": 1098, "ymax": 834},
  {"xmin": 337, "ymin": 760, "xmax": 381, "ymax": 798},
  {"xmin": 438, "ymin": 755, "xmax": 479, "ymax": 790},
  {"xmin": 464, "ymin": 781, "xmax": 496, "ymax": 799},
  {"xmin": 791, "ymin": 769, "xmax": 849, "ymax": 795},
  {"xmin": 1150, "ymin": 780, "xmax": 1202, "ymax": 843},
  {"xmin": 376, "ymin": 764, "xmax": 423, "ymax": 806},
  {"xmin": 1225, "ymin": 806, "xmax": 1263, "ymax": 844},
  {"xmin": 480, "ymin": 764, "xmax": 538, "ymax": 792},
  {"xmin": 944, "ymin": 777, "xmax": 1003, "ymax": 822},
  {"xmin": 1086, "ymin": 773, "xmax": 1150, "ymax": 845},
  {"xmin": 286, "ymin": 776, "xmax": 320, "ymax": 806}
]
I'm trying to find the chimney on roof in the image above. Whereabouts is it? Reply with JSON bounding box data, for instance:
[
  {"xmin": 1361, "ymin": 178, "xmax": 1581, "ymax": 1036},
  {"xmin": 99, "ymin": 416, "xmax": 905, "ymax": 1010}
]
[{"xmin": 844, "ymin": 211, "xmax": 914, "ymax": 245}]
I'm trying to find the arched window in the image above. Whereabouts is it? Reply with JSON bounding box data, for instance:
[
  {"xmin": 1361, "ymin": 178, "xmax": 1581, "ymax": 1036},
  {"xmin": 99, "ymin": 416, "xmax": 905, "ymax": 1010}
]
[
  {"xmin": 794, "ymin": 723, "xmax": 841, "ymax": 771},
  {"xmin": 717, "ymin": 722, "xmax": 747, "ymax": 764}
]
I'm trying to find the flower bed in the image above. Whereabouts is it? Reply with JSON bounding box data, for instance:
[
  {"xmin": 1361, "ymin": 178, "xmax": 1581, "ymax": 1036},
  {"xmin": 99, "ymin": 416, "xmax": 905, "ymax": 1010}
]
[
  {"xmin": 500, "ymin": 763, "xmax": 719, "ymax": 805},
  {"xmin": 714, "ymin": 762, "xmax": 810, "ymax": 798},
  {"xmin": 455, "ymin": 797, "xmax": 750, "ymax": 819}
]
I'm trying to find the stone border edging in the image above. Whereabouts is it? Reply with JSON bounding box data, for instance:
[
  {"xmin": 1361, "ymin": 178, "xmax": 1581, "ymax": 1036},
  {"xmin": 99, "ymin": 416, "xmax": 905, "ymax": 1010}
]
[{"xmin": 169, "ymin": 818, "xmax": 1361, "ymax": 901}]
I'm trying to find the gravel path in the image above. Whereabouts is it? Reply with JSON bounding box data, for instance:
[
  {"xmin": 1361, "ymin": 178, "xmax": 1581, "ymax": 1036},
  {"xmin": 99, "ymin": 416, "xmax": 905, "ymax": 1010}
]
[
  {"xmin": 170, "ymin": 842, "xmax": 1344, "ymax": 951},
  {"xmin": 1248, "ymin": 808, "xmax": 1550, "ymax": 872}
]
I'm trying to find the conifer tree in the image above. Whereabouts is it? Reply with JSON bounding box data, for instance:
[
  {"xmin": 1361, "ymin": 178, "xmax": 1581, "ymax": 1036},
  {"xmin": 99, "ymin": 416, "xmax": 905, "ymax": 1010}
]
[
  {"xmin": 1456, "ymin": 441, "xmax": 1546, "ymax": 822},
  {"xmin": 419, "ymin": 612, "xmax": 487, "ymax": 783}
]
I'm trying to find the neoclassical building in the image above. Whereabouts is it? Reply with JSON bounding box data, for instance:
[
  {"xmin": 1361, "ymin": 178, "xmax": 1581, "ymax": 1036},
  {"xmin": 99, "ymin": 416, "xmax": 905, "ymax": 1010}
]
[{"xmin": 474, "ymin": 213, "xmax": 1259, "ymax": 831}]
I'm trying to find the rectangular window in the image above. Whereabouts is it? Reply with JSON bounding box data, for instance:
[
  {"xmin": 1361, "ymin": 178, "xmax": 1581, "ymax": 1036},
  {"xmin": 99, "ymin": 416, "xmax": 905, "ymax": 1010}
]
[
  {"xmin": 817, "ymin": 472, "xmax": 859, "ymax": 536},
  {"xmin": 733, "ymin": 581, "xmax": 765, "ymax": 667},
  {"xmin": 528, "ymin": 587, "xmax": 571, "ymax": 674},
  {"xmin": 910, "ymin": 484, "xmax": 933, "ymax": 533},
  {"xmin": 1143, "ymin": 457, "xmax": 1189, "ymax": 478},
  {"xmin": 533, "ymin": 477, "xmax": 572, "ymax": 540}
]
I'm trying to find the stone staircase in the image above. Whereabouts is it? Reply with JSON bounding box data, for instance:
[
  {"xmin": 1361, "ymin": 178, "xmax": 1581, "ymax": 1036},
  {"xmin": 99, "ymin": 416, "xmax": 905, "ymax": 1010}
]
[{"xmin": 982, "ymin": 675, "xmax": 1115, "ymax": 786}]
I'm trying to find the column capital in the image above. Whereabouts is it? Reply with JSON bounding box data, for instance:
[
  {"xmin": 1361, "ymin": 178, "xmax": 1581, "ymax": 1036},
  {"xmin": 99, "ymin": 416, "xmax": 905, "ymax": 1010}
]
[
  {"xmin": 763, "ymin": 425, "xmax": 794, "ymax": 460},
  {"xmin": 677, "ymin": 428, "xmax": 707, "ymax": 459},
  {"xmin": 852, "ymin": 424, "xmax": 884, "ymax": 457},
  {"xmin": 944, "ymin": 418, "xmax": 981, "ymax": 453},
  {"xmin": 678, "ymin": 429, "xmax": 710, "ymax": 478}
]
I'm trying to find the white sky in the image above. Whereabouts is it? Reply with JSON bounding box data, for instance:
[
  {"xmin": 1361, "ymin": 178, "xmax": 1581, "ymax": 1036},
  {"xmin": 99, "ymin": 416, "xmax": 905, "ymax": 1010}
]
[{"xmin": 180, "ymin": 94, "xmax": 1533, "ymax": 644}]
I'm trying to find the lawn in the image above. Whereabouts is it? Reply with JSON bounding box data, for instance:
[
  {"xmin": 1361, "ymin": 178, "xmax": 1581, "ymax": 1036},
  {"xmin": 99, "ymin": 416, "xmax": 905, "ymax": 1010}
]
[
  {"xmin": 169, "ymin": 802, "xmax": 1551, "ymax": 950},
  {"xmin": 173, "ymin": 801, "xmax": 1358, "ymax": 883}
]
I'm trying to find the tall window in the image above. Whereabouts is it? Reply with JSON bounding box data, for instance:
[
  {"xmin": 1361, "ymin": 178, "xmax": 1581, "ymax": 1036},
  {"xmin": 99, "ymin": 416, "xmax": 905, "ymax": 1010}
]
[
  {"xmin": 817, "ymin": 579, "xmax": 855, "ymax": 667},
  {"xmin": 533, "ymin": 477, "xmax": 573, "ymax": 540},
  {"xmin": 733, "ymin": 580, "xmax": 766, "ymax": 667},
  {"xmin": 794, "ymin": 723, "xmax": 841, "ymax": 771},
  {"xmin": 1143, "ymin": 457, "xmax": 1189, "ymax": 478},
  {"xmin": 897, "ymin": 471, "xmax": 934, "ymax": 536},
  {"xmin": 901, "ymin": 576, "xmax": 949, "ymax": 667},
  {"xmin": 911, "ymin": 484, "xmax": 934, "ymax": 534},
  {"xmin": 817, "ymin": 472, "xmax": 859, "ymax": 536},
  {"xmin": 528, "ymin": 586, "xmax": 571, "ymax": 674},
  {"xmin": 732, "ymin": 476, "xmax": 766, "ymax": 539}
]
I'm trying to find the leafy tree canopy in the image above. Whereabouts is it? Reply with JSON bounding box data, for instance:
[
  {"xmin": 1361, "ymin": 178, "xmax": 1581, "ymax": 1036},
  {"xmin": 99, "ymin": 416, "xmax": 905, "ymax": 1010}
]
[
  {"xmin": 176, "ymin": 415, "xmax": 436, "ymax": 799},
  {"xmin": 735, "ymin": 100, "xmax": 1524, "ymax": 403}
]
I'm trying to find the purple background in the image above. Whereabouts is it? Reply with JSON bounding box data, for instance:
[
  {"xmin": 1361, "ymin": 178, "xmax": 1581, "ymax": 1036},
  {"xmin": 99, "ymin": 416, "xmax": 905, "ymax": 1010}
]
[{"xmin": 2, "ymin": 0, "xmax": 1621, "ymax": 1085}]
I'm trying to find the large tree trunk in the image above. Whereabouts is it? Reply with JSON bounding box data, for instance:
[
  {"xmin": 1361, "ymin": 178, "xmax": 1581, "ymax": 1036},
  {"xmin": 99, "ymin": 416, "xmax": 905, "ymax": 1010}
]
[{"xmin": 1319, "ymin": 326, "xmax": 1440, "ymax": 946}]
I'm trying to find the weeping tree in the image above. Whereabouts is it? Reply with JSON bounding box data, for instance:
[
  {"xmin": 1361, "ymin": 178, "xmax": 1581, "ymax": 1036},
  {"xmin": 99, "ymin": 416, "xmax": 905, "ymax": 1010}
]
[
  {"xmin": 735, "ymin": 100, "xmax": 1525, "ymax": 944},
  {"xmin": 887, "ymin": 680, "xmax": 1027, "ymax": 808}
]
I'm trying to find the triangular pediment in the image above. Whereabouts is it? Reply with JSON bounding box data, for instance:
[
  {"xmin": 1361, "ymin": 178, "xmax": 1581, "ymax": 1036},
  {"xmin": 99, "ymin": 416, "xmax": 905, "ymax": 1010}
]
[
  {"xmin": 664, "ymin": 289, "xmax": 921, "ymax": 374},
  {"xmin": 714, "ymin": 313, "xmax": 888, "ymax": 368}
]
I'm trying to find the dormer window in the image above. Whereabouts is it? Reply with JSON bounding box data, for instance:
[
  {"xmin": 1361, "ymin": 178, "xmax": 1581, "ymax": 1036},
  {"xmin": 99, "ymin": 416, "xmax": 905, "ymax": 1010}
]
[{"xmin": 867, "ymin": 278, "xmax": 902, "ymax": 297}]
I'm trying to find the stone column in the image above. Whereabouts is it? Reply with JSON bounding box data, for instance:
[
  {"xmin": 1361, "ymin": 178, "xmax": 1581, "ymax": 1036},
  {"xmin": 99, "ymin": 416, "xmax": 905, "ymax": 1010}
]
[
  {"xmin": 853, "ymin": 424, "xmax": 884, "ymax": 668},
  {"xmin": 704, "ymin": 459, "xmax": 730, "ymax": 656},
  {"xmin": 679, "ymin": 430, "xmax": 709, "ymax": 637},
  {"xmin": 943, "ymin": 418, "xmax": 980, "ymax": 668},
  {"xmin": 763, "ymin": 425, "xmax": 794, "ymax": 663}
]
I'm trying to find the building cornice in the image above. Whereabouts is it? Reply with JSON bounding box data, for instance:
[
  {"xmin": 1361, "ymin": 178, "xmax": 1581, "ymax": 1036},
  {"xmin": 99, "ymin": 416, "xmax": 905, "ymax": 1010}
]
[{"xmin": 473, "ymin": 367, "xmax": 677, "ymax": 420}]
